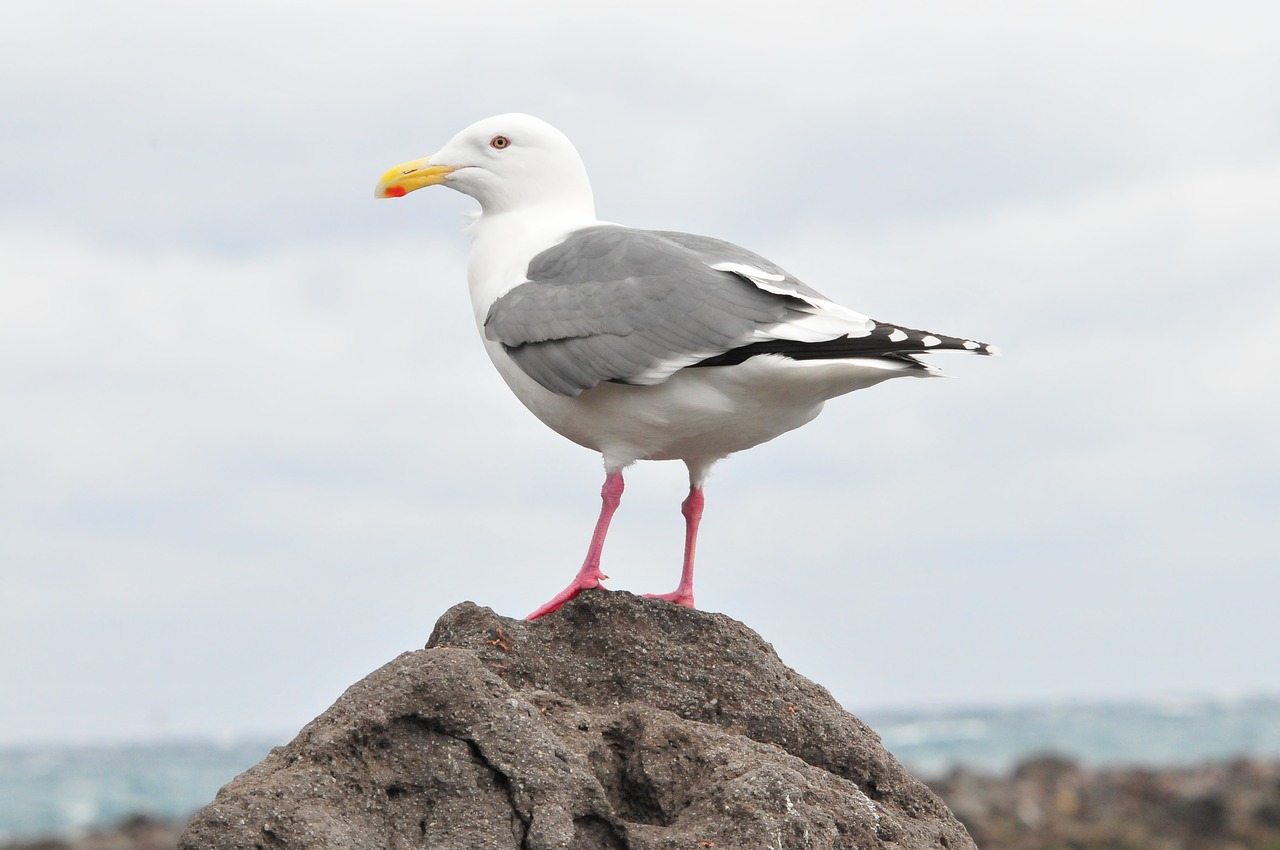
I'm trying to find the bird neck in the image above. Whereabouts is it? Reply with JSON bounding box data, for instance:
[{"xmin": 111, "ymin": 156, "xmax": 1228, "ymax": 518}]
[{"xmin": 465, "ymin": 208, "xmax": 600, "ymax": 322}]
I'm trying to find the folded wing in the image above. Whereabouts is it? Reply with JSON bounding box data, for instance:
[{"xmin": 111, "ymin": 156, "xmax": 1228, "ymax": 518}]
[{"xmin": 484, "ymin": 225, "xmax": 995, "ymax": 397}]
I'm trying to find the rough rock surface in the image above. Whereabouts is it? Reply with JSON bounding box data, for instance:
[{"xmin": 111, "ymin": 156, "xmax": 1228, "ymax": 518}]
[
  {"xmin": 930, "ymin": 756, "xmax": 1280, "ymax": 850},
  {"xmin": 180, "ymin": 591, "xmax": 974, "ymax": 849}
]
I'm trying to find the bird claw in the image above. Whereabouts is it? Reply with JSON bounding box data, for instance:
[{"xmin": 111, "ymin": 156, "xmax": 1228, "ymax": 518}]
[
  {"xmin": 643, "ymin": 589, "xmax": 696, "ymax": 609},
  {"xmin": 526, "ymin": 573, "xmax": 607, "ymax": 620}
]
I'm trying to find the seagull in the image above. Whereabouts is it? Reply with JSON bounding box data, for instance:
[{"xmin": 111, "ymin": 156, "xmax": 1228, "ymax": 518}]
[{"xmin": 376, "ymin": 114, "xmax": 996, "ymax": 619}]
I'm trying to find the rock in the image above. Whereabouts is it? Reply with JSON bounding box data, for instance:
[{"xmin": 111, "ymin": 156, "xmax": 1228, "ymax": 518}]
[
  {"xmin": 3, "ymin": 815, "xmax": 183, "ymax": 850},
  {"xmin": 179, "ymin": 591, "xmax": 974, "ymax": 849},
  {"xmin": 927, "ymin": 757, "xmax": 1280, "ymax": 850}
]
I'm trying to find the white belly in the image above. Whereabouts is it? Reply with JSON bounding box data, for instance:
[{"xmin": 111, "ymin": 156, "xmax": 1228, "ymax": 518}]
[{"xmin": 483, "ymin": 338, "xmax": 920, "ymax": 469}]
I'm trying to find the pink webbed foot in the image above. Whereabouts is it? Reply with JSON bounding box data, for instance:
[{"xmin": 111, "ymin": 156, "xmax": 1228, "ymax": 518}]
[
  {"xmin": 643, "ymin": 589, "xmax": 696, "ymax": 609},
  {"xmin": 526, "ymin": 570, "xmax": 608, "ymax": 620}
]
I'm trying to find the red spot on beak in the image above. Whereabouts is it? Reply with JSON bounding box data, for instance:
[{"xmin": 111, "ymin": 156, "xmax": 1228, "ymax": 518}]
[{"xmin": 383, "ymin": 185, "xmax": 407, "ymax": 198}]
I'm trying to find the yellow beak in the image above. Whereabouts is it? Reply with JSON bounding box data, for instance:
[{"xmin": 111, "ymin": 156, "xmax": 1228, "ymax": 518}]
[{"xmin": 375, "ymin": 158, "xmax": 458, "ymax": 199}]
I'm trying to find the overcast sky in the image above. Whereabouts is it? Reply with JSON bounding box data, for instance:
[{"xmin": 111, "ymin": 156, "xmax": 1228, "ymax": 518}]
[{"xmin": 2, "ymin": 1, "xmax": 1278, "ymax": 748}]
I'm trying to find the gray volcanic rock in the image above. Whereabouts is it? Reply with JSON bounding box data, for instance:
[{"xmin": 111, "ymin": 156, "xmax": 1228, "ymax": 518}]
[{"xmin": 180, "ymin": 591, "xmax": 974, "ymax": 849}]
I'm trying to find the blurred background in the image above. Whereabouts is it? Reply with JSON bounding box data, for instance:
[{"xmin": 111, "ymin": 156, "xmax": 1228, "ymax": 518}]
[{"xmin": 2, "ymin": 1, "xmax": 1278, "ymax": 847}]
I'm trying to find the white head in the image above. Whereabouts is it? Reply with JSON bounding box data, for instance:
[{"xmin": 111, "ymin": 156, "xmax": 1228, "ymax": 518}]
[{"xmin": 375, "ymin": 113, "xmax": 595, "ymax": 218}]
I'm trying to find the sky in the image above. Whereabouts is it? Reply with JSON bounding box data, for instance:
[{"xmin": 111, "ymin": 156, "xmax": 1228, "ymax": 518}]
[{"xmin": 2, "ymin": 0, "xmax": 1278, "ymax": 748}]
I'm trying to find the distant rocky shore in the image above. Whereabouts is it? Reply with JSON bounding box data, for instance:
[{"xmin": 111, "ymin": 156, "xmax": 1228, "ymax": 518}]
[
  {"xmin": 931, "ymin": 755, "xmax": 1280, "ymax": 850},
  {"xmin": 6, "ymin": 756, "xmax": 1280, "ymax": 850},
  {"xmin": 3, "ymin": 814, "xmax": 181, "ymax": 850}
]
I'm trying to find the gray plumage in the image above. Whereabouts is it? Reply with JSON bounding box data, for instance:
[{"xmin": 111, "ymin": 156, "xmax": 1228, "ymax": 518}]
[{"xmin": 484, "ymin": 225, "xmax": 995, "ymax": 397}]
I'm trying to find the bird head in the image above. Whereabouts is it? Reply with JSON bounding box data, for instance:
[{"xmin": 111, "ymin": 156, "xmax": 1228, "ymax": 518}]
[{"xmin": 375, "ymin": 113, "xmax": 595, "ymax": 217}]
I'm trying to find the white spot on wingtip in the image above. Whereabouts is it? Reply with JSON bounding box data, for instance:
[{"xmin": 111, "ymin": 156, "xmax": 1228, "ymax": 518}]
[
  {"xmin": 985, "ymin": 344, "xmax": 1003, "ymax": 356},
  {"xmin": 921, "ymin": 335, "xmax": 942, "ymax": 347},
  {"xmin": 888, "ymin": 329, "xmax": 908, "ymax": 342},
  {"xmin": 962, "ymin": 340, "xmax": 980, "ymax": 350}
]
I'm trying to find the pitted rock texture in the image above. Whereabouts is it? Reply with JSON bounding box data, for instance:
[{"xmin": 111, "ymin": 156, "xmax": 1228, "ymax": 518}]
[{"xmin": 179, "ymin": 591, "xmax": 975, "ymax": 849}]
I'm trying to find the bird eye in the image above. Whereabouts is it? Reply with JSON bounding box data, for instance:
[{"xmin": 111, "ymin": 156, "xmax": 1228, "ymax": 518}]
[{"xmin": 489, "ymin": 135, "xmax": 511, "ymax": 150}]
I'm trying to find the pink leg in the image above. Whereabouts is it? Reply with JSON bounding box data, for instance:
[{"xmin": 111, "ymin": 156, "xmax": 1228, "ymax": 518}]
[
  {"xmin": 527, "ymin": 470, "xmax": 624, "ymax": 619},
  {"xmin": 644, "ymin": 485, "xmax": 704, "ymax": 609}
]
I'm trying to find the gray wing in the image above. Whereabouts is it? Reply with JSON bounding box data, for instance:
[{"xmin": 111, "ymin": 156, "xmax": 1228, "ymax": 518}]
[
  {"xmin": 484, "ymin": 226, "xmax": 813, "ymax": 396},
  {"xmin": 484, "ymin": 225, "xmax": 997, "ymax": 397}
]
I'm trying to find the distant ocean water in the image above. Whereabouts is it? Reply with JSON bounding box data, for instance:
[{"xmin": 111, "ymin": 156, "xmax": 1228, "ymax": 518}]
[
  {"xmin": 866, "ymin": 695, "xmax": 1280, "ymax": 777},
  {"xmin": 0, "ymin": 739, "xmax": 274, "ymax": 845},
  {"xmin": 4, "ymin": 696, "xmax": 1280, "ymax": 843}
]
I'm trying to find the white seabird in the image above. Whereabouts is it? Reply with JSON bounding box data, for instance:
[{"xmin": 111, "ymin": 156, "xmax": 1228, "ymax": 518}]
[{"xmin": 376, "ymin": 113, "xmax": 997, "ymax": 619}]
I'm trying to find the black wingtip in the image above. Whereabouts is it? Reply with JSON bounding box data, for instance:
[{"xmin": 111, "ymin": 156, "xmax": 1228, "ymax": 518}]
[
  {"xmin": 869, "ymin": 322, "xmax": 998, "ymax": 356},
  {"xmin": 686, "ymin": 323, "xmax": 998, "ymax": 369}
]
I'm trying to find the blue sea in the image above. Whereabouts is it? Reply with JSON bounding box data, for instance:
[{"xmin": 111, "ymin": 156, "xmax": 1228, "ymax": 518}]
[{"xmin": 4, "ymin": 696, "xmax": 1280, "ymax": 844}]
